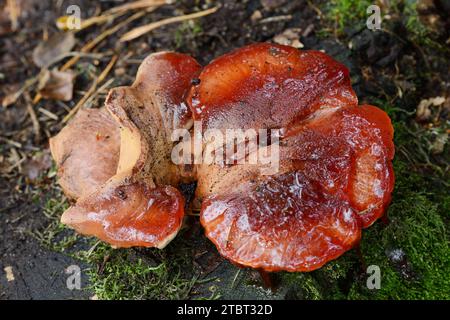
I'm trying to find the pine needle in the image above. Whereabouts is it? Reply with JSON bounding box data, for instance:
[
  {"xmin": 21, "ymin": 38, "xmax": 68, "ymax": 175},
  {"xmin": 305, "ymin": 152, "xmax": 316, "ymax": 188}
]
[
  {"xmin": 33, "ymin": 10, "xmax": 148, "ymax": 105},
  {"xmin": 120, "ymin": 6, "xmax": 219, "ymax": 42},
  {"xmin": 106, "ymin": 0, "xmax": 168, "ymax": 14},
  {"xmin": 62, "ymin": 55, "xmax": 118, "ymax": 123}
]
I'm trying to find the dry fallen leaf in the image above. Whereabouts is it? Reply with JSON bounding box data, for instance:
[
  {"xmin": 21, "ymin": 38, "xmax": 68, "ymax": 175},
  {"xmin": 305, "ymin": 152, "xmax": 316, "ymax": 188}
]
[
  {"xmin": 22, "ymin": 151, "xmax": 52, "ymax": 181},
  {"xmin": 32, "ymin": 32, "xmax": 76, "ymax": 68},
  {"xmin": 273, "ymin": 28, "xmax": 304, "ymax": 48},
  {"xmin": 430, "ymin": 132, "xmax": 448, "ymax": 155},
  {"xmin": 416, "ymin": 96, "xmax": 446, "ymax": 122},
  {"xmin": 38, "ymin": 69, "xmax": 75, "ymax": 101},
  {"xmin": 4, "ymin": 266, "xmax": 15, "ymax": 282},
  {"xmin": 0, "ymin": 0, "xmax": 24, "ymax": 35}
]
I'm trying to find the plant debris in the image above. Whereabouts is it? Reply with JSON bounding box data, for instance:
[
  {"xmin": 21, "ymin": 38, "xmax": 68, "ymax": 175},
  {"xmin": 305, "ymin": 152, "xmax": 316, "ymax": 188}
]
[
  {"xmin": 37, "ymin": 69, "xmax": 75, "ymax": 101},
  {"xmin": 32, "ymin": 32, "xmax": 76, "ymax": 69}
]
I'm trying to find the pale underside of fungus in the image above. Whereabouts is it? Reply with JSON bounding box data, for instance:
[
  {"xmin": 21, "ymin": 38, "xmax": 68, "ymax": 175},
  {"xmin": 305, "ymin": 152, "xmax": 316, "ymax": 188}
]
[{"xmin": 50, "ymin": 43, "xmax": 394, "ymax": 271}]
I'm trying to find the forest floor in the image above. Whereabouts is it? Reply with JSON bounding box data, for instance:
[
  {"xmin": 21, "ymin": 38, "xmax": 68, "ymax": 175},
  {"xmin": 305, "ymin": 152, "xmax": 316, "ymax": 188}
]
[{"xmin": 0, "ymin": 0, "xmax": 449, "ymax": 299}]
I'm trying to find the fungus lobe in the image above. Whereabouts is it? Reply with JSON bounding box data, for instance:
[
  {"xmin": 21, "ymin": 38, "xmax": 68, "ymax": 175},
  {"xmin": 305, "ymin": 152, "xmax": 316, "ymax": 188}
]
[
  {"xmin": 51, "ymin": 43, "xmax": 394, "ymax": 270},
  {"xmin": 190, "ymin": 43, "xmax": 394, "ymax": 271},
  {"xmin": 58, "ymin": 52, "xmax": 201, "ymax": 248}
]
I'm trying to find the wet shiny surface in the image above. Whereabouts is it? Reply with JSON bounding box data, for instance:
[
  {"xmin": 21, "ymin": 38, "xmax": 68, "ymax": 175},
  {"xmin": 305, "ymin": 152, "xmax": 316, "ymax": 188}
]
[
  {"xmin": 53, "ymin": 45, "xmax": 394, "ymax": 259},
  {"xmin": 57, "ymin": 52, "xmax": 200, "ymax": 248},
  {"xmin": 188, "ymin": 43, "xmax": 357, "ymax": 130},
  {"xmin": 61, "ymin": 177, "xmax": 184, "ymax": 248},
  {"xmin": 196, "ymin": 44, "xmax": 394, "ymax": 271},
  {"xmin": 201, "ymin": 106, "xmax": 394, "ymax": 271}
]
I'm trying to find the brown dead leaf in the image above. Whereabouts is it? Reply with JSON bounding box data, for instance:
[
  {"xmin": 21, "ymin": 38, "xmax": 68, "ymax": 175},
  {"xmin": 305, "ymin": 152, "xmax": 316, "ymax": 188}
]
[
  {"xmin": 0, "ymin": 0, "xmax": 21, "ymax": 35},
  {"xmin": 38, "ymin": 69, "xmax": 75, "ymax": 101},
  {"xmin": 22, "ymin": 151, "xmax": 52, "ymax": 181},
  {"xmin": 416, "ymin": 96, "xmax": 446, "ymax": 122},
  {"xmin": 430, "ymin": 132, "xmax": 448, "ymax": 155},
  {"xmin": 32, "ymin": 32, "xmax": 76, "ymax": 68},
  {"xmin": 273, "ymin": 28, "xmax": 304, "ymax": 48},
  {"xmin": 6, "ymin": 0, "xmax": 20, "ymax": 31}
]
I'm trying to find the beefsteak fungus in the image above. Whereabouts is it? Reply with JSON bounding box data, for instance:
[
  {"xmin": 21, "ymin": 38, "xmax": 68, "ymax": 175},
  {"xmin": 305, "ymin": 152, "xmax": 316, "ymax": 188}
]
[{"xmin": 51, "ymin": 43, "xmax": 394, "ymax": 271}]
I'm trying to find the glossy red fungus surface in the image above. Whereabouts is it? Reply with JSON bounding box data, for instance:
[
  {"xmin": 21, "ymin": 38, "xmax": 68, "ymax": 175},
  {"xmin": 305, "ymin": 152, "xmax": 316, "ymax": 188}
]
[
  {"xmin": 57, "ymin": 52, "xmax": 201, "ymax": 248},
  {"xmin": 188, "ymin": 43, "xmax": 357, "ymax": 130},
  {"xmin": 192, "ymin": 44, "xmax": 394, "ymax": 271},
  {"xmin": 52, "ymin": 43, "xmax": 394, "ymax": 271}
]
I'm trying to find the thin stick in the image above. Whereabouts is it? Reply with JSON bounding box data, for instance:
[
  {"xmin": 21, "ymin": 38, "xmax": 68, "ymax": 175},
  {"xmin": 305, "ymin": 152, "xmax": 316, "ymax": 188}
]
[
  {"xmin": 76, "ymin": 12, "xmax": 123, "ymax": 32},
  {"xmin": 24, "ymin": 94, "xmax": 40, "ymax": 141},
  {"xmin": 83, "ymin": 78, "xmax": 115, "ymax": 108},
  {"xmin": 120, "ymin": 6, "xmax": 219, "ymax": 42},
  {"xmin": 38, "ymin": 107, "xmax": 59, "ymax": 120},
  {"xmin": 106, "ymin": 0, "xmax": 167, "ymax": 14},
  {"xmin": 33, "ymin": 11, "xmax": 145, "ymax": 105},
  {"xmin": 0, "ymin": 137, "xmax": 22, "ymax": 149},
  {"xmin": 3, "ymin": 76, "xmax": 38, "ymax": 108},
  {"xmin": 6, "ymin": 0, "xmax": 19, "ymax": 31},
  {"xmin": 62, "ymin": 11, "xmax": 145, "ymax": 71},
  {"xmin": 62, "ymin": 55, "xmax": 118, "ymax": 123}
]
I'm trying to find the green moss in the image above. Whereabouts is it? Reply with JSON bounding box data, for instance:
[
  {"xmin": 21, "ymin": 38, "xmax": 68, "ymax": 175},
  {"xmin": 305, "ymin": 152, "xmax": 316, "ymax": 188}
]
[
  {"xmin": 79, "ymin": 242, "xmax": 197, "ymax": 300},
  {"xmin": 174, "ymin": 20, "xmax": 203, "ymax": 48},
  {"xmin": 282, "ymin": 273, "xmax": 323, "ymax": 300},
  {"xmin": 34, "ymin": 193, "xmax": 79, "ymax": 253},
  {"xmin": 323, "ymin": 0, "xmax": 372, "ymax": 34},
  {"xmin": 350, "ymin": 159, "xmax": 449, "ymax": 299},
  {"xmin": 322, "ymin": 0, "xmax": 448, "ymax": 53},
  {"xmin": 280, "ymin": 127, "xmax": 449, "ymax": 299},
  {"xmin": 279, "ymin": 157, "xmax": 449, "ymax": 299},
  {"xmin": 36, "ymin": 187, "xmax": 203, "ymax": 300}
]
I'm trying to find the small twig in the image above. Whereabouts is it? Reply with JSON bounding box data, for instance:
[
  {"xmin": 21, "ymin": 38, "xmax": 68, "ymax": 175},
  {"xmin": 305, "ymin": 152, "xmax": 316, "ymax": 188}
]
[
  {"xmin": 230, "ymin": 269, "xmax": 241, "ymax": 289},
  {"xmin": 41, "ymin": 51, "xmax": 112, "ymax": 69},
  {"xmin": 83, "ymin": 78, "xmax": 115, "ymax": 108},
  {"xmin": 24, "ymin": 93, "xmax": 40, "ymax": 141},
  {"xmin": 258, "ymin": 15, "xmax": 292, "ymax": 24},
  {"xmin": 2, "ymin": 76, "xmax": 38, "ymax": 108},
  {"xmin": 5, "ymin": 147, "xmax": 25, "ymax": 173},
  {"xmin": 62, "ymin": 55, "xmax": 118, "ymax": 123},
  {"xmin": 33, "ymin": 11, "xmax": 147, "ymax": 105},
  {"xmin": 105, "ymin": 0, "xmax": 167, "ymax": 14},
  {"xmin": 120, "ymin": 6, "xmax": 219, "ymax": 42},
  {"xmin": 75, "ymin": 12, "xmax": 124, "ymax": 32},
  {"xmin": 306, "ymin": 0, "xmax": 324, "ymax": 19},
  {"xmin": 38, "ymin": 107, "xmax": 59, "ymax": 120},
  {"xmin": 0, "ymin": 137, "xmax": 22, "ymax": 148}
]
